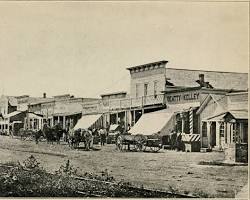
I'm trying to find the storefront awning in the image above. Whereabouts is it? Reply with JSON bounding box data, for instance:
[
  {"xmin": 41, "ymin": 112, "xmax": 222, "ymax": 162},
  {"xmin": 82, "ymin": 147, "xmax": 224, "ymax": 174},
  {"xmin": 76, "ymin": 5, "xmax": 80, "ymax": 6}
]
[
  {"xmin": 74, "ymin": 114, "xmax": 102, "ymax": 130},
  {"xmin": 129, "ymin": 111, "xmax": 174, "ymax": 136},
  {"xmin": 182, "ymin": 134, "xmax": 200, "ymax": 142},
  {"xmin": 28, "ymin": 113, "xmax": 43, "ymax": 119},
  {"xmin": 3, "ymin": 111, "xmax": 22, "ymax": 119},
  {"xmin": 129, "ymin": 102, "xmax": 200, "ymax": 136},
  {"xmin": 109, "ymin": 124, "xmax": 119, "ymax": 131}
]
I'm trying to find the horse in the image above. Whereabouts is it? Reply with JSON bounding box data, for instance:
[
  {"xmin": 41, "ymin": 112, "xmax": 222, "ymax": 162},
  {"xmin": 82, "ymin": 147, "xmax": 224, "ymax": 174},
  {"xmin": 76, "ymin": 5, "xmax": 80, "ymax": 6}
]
[
  {"xmin": 43, "ymin": 124, "xmax": 66, "ymax": 144},
  {"xmin": 83, "ymin": 129, "xmax": 93, "ymax": 150},
  {"xmin": 33, "ymin": 129, "xmax": 44, "ymax": 144},
  {"xmin": 68, "ymin": 128, "xmax": 81, "ymax": 149},
  {"xmin": 68, "ymin": 128, "xmax": 93, "ymax": 150}
]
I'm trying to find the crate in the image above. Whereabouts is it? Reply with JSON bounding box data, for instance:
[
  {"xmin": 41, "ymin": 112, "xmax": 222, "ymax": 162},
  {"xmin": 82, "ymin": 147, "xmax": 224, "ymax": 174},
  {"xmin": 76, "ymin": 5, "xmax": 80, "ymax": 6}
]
[{"xmin": 184, "ymin": 141, "xmax": 200, "ymax": 152}]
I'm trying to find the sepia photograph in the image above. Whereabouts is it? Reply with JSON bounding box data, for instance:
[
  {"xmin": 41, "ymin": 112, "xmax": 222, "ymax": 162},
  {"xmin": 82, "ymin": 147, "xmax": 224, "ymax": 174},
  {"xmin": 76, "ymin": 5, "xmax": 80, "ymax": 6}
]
[{"xmin": 0, "ymin": 1, "xmax": 248, "ymax": 198}]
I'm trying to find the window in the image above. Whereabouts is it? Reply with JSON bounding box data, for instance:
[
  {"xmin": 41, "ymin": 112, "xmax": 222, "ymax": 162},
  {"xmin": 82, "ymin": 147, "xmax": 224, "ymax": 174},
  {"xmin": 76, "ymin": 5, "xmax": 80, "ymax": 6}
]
[
  {"xmin": 219, "ymin": 123, "xmax": 225, "ymax": 137},
  {"xmin": 135, "ymin": 84, "xmax": 139, "ymax": 98},
  {"xmin": 176, "ymin": 114, "xmax": 182, "ymax": 133},
  {"xmin": 232, "ymin": 123, "xmax": 240, "ymax": 143},
  {"xmin": 144, "ymin": 83, "xmax": 148, "ymax": 96},
  {"xmin": 154, "ymin": 81, "xmax": 158, "ymax": 98},
  {"xmin": 202, "ymin": 122, "xmax": 207, "ymax": 137}
]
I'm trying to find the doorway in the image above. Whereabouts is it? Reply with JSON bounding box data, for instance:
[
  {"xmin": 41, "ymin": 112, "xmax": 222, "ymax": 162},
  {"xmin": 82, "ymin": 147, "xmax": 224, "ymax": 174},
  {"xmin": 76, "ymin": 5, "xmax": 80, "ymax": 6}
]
[{"xmin": 210, "ymin": 122, "xmax": 216, "ymax": 147}]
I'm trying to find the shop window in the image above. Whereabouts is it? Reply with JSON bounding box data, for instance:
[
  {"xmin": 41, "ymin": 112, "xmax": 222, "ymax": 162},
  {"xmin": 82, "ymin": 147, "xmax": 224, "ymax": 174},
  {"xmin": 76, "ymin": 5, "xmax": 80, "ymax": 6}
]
[
  {"xmin": 202, "ymin": 122, "xmax": 207, "ymax": 137},
  {"xmin": 219, "ymin": 123, "xmax": 225, "ymax": 137}
]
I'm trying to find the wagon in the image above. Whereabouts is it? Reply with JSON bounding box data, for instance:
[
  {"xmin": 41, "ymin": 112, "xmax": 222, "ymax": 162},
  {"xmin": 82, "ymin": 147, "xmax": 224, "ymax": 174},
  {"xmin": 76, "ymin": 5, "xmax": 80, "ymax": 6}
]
[
  {"xmin": 116, "ymin": 133, "xmax": 162, "ymax": 152},
  {"xmin": 115, "ymin": 109, "xmax": 176, "ymax": 153},
  {"xmin": 107, "ymin": 124, "xmax": 120, "ymax": 144}
]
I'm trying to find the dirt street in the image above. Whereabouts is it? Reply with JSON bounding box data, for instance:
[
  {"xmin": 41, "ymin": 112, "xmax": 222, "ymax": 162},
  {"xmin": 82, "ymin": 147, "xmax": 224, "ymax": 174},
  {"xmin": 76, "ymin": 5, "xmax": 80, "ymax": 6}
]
[{"xmin": 0, "ymin": 135, "xmax": 247, "ymax": 198}]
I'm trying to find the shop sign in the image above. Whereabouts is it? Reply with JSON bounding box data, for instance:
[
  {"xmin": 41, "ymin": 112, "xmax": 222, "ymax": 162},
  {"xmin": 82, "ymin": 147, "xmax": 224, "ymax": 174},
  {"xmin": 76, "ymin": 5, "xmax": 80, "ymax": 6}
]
[{"xmin": 166, "ymin": 92, "xmax": 200, "ymax": 103}]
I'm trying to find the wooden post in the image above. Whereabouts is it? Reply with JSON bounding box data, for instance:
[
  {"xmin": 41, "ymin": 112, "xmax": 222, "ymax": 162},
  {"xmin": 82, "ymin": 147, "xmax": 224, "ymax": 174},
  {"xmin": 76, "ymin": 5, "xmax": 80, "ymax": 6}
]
[
  {"xmin": 216, "ymin": 121, "xmax": 221, "ymax": 148},
  {"xmin": 7, "ymin": 118, "xmax": 10, "ymax": 135},
  {"xmin": 124, "ymin": 111, "xmax": 127, "ymax": 131},
  {"xmin": 133, "ymin": 110, "xmax": 136, "ymax": 125},
  {"xmin": 63, "ymin": 116, "xmax": 66, "ymax": 129},
  {"xmin": 207, "ymin": 121, "xmax": 212, "ymax": 149}
]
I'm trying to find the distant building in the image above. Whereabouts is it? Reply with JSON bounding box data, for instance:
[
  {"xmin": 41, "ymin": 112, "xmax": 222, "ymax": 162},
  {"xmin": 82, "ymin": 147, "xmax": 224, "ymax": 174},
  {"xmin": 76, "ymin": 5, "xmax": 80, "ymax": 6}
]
[
  {"xmin": 0, "ymin": 94, "xmax": 52, "ymax": 134},
  {"xmin": 0, "ymin": 93, "xmax": 99, "ymax": 134},
  {"xmin": 28, "ymin": 94, "xmax": 100, "ymax": 130}
]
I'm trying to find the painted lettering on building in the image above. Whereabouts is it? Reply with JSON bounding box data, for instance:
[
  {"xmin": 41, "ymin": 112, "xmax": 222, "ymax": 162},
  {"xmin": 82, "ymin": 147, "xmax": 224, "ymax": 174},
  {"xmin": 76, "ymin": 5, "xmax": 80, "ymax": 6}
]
[{"xmin": 167, "ymin": 92, "xmax": 200, "ymax": 103}]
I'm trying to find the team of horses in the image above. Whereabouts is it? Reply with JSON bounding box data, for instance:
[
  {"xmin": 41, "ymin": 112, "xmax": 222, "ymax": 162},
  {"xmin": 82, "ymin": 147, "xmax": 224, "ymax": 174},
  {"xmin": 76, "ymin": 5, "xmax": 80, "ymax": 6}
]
[{"xmin": 18, "ymin": 124, "xmax": 94, "ymax": 150}]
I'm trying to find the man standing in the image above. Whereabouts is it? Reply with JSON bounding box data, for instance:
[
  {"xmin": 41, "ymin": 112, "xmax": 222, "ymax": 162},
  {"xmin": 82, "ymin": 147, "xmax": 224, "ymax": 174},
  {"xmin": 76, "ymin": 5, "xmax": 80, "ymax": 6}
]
[{"xmin": 100, "ymin": 128, "xmax": 106, "ymax": 146}]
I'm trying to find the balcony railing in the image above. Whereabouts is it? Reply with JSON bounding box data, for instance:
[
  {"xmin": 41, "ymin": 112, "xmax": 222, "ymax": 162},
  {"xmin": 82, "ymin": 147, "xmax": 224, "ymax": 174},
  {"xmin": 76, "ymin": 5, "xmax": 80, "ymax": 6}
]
[{"xmin": 82, "ymin": 94, "xmax": 165, "ymax": 115}]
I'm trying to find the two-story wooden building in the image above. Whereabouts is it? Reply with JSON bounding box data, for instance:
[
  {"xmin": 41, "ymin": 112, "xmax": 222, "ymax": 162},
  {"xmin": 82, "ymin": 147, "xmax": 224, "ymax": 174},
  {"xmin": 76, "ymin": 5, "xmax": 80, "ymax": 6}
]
[{"xmin": 87, "ymin": 60, "xmax": 248, "ymax": 153}]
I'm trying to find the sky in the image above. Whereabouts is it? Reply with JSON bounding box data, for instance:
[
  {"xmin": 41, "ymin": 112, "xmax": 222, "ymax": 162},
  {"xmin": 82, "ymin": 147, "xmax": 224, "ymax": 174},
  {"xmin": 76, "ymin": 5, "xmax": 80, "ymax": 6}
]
[{"xmin": 0, "ymin": 1, "xmax": 248, "ymax": 98}]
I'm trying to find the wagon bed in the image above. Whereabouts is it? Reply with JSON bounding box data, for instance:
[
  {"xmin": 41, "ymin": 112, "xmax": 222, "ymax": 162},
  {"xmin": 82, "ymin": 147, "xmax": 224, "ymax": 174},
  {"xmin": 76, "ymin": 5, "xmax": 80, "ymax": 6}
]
[{"xmin": 116, "ymin": 134, "xmax": 162, "ymax": 152}]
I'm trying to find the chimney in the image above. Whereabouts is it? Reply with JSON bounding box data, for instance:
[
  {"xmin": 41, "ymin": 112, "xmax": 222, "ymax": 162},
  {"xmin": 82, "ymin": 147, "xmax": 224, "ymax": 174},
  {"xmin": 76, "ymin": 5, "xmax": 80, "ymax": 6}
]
[
  {"xmin": 199, "ymin": 74, "xmax": 205, "ymax": 85},
  {"xmin": 43, "ymin": 93, "xmax": 46, "ymax": 98}
]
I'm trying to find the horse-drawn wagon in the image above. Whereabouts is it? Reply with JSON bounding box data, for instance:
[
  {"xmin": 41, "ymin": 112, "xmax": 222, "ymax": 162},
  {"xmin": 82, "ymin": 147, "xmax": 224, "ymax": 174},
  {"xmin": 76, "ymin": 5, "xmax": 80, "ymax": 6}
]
[
  {"xmin": 116, "ymin": 109, "xmax": 177, "ymax": 153},
  {"xmin": 116, "ymin": 133, "xmax": 162, "ymax": 152},
  {"xmin": 68, "ymin": 114, "xmax": 103, "ymax": 150}
]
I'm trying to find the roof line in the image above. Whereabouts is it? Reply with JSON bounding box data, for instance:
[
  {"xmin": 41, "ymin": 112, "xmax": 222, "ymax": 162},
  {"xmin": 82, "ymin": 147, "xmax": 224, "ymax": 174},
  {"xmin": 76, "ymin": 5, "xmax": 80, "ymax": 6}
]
[
  {"xmin": 226, "ymin": 91, "xmax": 248, "ymax": 96},
  {"xmin": 126, "ymin": 60, "xmax": 168, "ymax": 70},
  {"xmin": 100, "ymin": 91, "xmax": 127, "ymax": 97},
  {"xmin": 166, "ymin": 67, "xmax": 248, "ymax": 74}
]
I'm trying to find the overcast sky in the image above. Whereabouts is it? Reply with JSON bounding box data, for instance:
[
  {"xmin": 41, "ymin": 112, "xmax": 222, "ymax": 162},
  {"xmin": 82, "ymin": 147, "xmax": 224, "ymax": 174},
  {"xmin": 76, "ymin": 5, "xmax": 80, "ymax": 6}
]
[{"xmin": 0, "ymin": 1, "xmax": 248, "ymax": 98}]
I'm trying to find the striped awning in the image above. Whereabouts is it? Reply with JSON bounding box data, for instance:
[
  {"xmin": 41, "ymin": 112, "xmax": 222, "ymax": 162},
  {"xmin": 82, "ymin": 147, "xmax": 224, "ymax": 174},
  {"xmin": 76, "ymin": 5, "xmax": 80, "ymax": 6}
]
[{"xmin": 181, "ymin": 134, "xmax": 200, "ymax": 142}]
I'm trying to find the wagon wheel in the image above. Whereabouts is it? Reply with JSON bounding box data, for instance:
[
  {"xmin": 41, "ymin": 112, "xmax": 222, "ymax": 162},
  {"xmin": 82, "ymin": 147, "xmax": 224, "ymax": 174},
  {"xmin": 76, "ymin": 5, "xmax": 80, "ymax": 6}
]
[
  {"xmin": 134, "ymin": 135, "xmax": 147, "ymax": 152},
  {"xmin": 116, "ymin": 135, "xmax": 124, "ymax": 151},
  {"xmin": 150, "ymin": 146, "xmax": 161, "ymax": 152}
]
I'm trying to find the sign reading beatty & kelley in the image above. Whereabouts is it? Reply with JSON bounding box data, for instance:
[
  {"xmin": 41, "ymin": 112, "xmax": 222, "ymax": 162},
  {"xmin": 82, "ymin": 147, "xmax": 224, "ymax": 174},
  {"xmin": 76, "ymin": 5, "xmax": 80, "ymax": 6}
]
[{"xmin": 166, "ymin": 92, "xmax": 200, "ymax": 103}]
